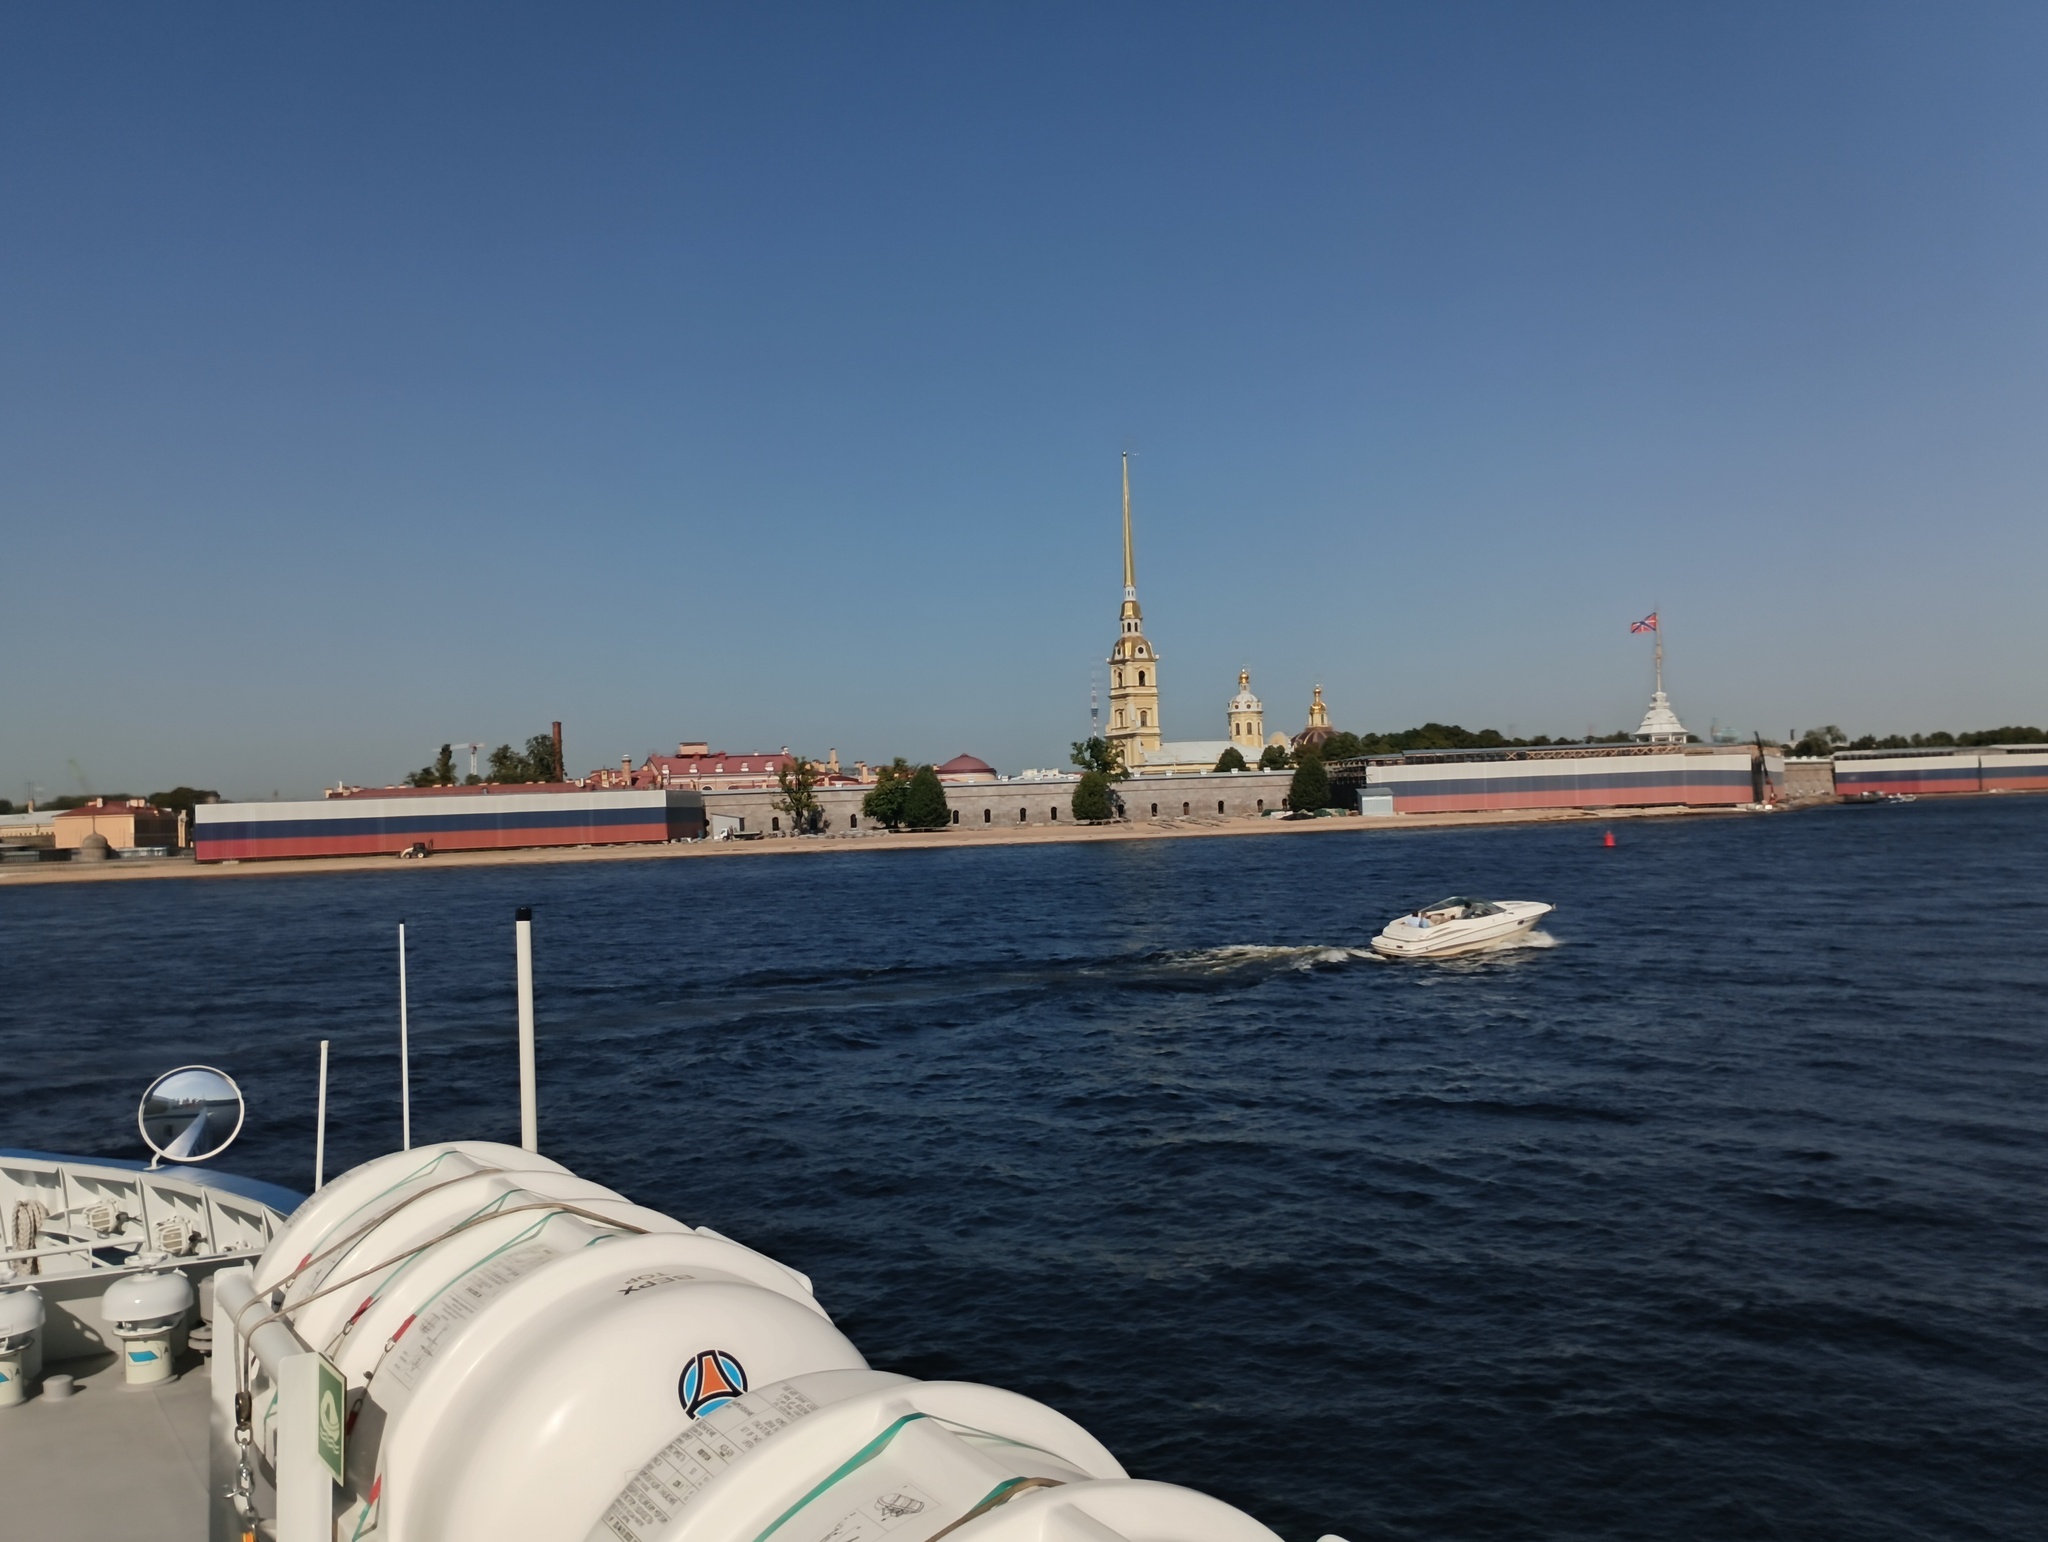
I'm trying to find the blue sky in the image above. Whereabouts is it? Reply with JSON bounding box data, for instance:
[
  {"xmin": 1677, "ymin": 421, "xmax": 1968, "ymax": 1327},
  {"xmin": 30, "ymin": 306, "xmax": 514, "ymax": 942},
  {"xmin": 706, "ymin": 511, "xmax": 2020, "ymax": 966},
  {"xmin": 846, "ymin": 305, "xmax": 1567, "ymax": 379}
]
[{"xmin": 5, "ymin": 4, "xmax": 2045, "ymax": 798}]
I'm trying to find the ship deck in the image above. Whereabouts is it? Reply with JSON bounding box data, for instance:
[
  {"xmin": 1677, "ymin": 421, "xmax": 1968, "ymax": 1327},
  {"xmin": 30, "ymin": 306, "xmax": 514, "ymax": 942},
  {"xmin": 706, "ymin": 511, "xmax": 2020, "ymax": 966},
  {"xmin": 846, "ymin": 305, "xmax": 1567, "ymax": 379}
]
[{"xmin": 1, "ymin": 1351, "xmax": 210, "ymax": 1541}]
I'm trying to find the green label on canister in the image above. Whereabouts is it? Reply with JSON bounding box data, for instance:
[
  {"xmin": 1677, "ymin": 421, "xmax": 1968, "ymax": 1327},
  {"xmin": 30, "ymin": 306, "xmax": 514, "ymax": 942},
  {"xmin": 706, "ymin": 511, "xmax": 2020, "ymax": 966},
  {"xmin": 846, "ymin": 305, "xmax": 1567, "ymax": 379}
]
[{"xmin": 315, "ymin": 1354, "xmax": 345, "ymax": 1485}]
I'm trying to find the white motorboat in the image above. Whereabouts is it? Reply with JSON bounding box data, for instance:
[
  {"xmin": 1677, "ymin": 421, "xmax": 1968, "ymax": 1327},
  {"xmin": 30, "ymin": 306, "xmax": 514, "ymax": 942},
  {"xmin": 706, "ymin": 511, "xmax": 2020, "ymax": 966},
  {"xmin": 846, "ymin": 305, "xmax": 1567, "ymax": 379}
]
[{"xmin": 1370, "ymin": 896, "xmax": 1554, "ymax": 959}]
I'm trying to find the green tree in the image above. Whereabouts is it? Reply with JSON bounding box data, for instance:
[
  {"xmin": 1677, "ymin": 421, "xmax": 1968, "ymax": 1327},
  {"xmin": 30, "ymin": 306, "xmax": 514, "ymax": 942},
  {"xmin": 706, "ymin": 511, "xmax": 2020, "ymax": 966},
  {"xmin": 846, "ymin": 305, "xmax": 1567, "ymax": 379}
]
[
  {"xmin": 1258, "ymin": 743, "xmax": 1291, "ymax": 770},
  {"xmin": 1792, "ymin": 725, "xmax": 1846, "ymax": 758},
  {"xmin": 1212, "ymin": 745, "xmax": 1247, "ymax": 773},
  {"xmin": 1288, "ymin": 751, "xmax": 1330, "ymax": 811},
  {"xmin": 146, "ymin": 786, "xmax": 220, "ymax": 823},
  {"xmin": 861, "ymin": 758, "xmax": 914, "ymax": 830},
  {"xmin": 773, "ymin": 755, "xmax": 826, "ymax": 834},
  {"xmin": 902, "ymin": 765, "xmax": 950, "ymax": 830},
  {"xmin": 484, "ymin": 734, "xmax": 565, "ymax": 784},
  {"xmin": 1069, "ymin": 736, "xmax": 1128, "ymax": 779},
  {"xmin": 0, "ymin": 799, "xmax": 14, "ymax": 815},
  {"xmin": 526, "ymin": 733, "xmax": 563, "ymax": 782},
  {"xmin": 1318, "ymin": 731, "xmax": 1364, "ymax": 762},
  {"xmin": 406, "ymin": 744, "xmax": 458, "ymax": 787},
  {"xmin": 1072, "ymin": 769, "xmax": 1115, "ymax": 821}
]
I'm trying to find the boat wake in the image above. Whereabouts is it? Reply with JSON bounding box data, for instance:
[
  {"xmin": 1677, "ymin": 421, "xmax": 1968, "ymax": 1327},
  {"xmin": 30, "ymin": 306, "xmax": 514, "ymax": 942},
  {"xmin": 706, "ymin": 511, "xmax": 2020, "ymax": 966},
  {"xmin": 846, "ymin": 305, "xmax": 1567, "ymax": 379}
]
[
  {"xmin": 1153, "ymin": 943, "xmax": 1380, "ymax": 974},
  {"xmin": 1146, "ymin": 932, "xmax": 1562, "ymax": 977}
]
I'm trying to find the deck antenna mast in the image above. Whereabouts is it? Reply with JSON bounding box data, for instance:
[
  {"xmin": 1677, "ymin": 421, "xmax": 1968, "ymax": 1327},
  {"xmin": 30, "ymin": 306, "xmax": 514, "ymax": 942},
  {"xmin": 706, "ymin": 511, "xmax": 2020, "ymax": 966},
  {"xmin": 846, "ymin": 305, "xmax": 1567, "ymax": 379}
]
[
  {"xmin": 516, "ymin": 907, "xmax": 538, "ymax": 1151},
  {"xmin": 314, "ymin": 1039, "xmax": 330, "ymax": 1190},
  {"xmin": 398, "ymin": 922, "xmax": 412, "ymax": 1150}
]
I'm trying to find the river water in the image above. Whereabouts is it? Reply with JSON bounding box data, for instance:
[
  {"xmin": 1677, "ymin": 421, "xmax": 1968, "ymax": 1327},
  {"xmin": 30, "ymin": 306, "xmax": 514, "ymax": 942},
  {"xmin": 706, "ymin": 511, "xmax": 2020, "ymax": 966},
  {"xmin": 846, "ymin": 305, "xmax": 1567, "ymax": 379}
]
[{"xmin": 4, "ymin": 799, "xmax": 2044, "ymax": 1540}]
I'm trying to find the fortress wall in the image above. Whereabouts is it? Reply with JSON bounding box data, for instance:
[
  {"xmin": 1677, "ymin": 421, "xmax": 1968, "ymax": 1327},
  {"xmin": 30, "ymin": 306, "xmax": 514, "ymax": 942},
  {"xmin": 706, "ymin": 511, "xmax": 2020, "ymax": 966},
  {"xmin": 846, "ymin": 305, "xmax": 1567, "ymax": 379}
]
[
  {"xmin": 1781, "ymin": 759, "xmax": 1835, "ymax": 800},
  {"xmin": 700, "ymin": 769, "xmax": 1297, "ymax": 836}
]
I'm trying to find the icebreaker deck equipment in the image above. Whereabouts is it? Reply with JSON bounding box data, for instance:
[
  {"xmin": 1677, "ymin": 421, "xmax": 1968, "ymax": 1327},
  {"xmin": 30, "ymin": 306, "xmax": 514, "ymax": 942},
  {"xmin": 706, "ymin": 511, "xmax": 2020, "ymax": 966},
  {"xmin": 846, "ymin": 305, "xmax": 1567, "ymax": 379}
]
[{"xmin": 2, "ymin": 1138, "xmax": 1297, "ymax": 1542}]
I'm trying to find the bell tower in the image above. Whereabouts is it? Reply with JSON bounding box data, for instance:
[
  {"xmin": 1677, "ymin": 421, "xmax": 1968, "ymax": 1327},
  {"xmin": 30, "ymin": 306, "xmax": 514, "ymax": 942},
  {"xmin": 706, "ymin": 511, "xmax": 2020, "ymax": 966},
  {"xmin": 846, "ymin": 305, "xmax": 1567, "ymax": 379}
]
[
  {"xmin": 1106, "ymin": 452, "xmax": 1161, "ymax": 766},
  {"xmin": 1228, "ymin": 670, "xmax": 1264, "ymax": 752}
]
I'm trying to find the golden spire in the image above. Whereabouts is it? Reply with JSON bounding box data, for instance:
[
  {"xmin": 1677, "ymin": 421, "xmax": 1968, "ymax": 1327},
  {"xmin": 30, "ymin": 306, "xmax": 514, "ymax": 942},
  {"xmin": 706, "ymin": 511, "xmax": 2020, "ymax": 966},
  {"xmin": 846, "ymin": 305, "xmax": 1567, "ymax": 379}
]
[{"xmin": 1121, "ymin": 451, "xmax": 1136, "ymax": 596}]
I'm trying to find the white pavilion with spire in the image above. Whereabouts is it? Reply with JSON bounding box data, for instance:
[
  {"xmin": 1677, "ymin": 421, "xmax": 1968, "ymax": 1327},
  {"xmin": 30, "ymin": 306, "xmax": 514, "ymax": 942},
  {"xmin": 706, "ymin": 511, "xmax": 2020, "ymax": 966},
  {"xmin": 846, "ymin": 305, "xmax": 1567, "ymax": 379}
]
[{"xmin": 1633, "ymin": 618, "xmax": 1691, "ymax": 744}]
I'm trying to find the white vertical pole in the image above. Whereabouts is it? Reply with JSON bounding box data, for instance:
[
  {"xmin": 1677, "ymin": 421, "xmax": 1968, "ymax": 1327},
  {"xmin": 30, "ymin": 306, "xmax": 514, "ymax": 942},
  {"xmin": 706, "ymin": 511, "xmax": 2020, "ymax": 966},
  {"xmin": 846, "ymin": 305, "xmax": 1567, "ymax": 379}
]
[
  {"xmin": 398, "ymin": 922, "xmax": 411, "ymax": 1151},
  {"xmin": 516, "ymin": 907, "xmax": 537, "ymax": 1152},
  {"xmin": 314, "ymin": 1040, "xmax": 329, "ymax": 1191},
  {"xmin": 275, "ymin": 1353, "xmax": 332, "ymax": 1542},
  {"xmin": 207, "ymin": 1267, "xmax": 251, "ymax": 1542}
]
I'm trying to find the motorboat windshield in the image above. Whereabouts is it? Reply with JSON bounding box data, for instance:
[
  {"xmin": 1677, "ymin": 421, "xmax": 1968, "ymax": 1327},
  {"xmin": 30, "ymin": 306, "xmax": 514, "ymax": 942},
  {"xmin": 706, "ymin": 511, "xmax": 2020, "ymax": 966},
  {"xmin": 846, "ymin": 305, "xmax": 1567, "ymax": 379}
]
[{"xmin": 1420, "ymin": 897, "xmax": 1504, "ymax": 922}]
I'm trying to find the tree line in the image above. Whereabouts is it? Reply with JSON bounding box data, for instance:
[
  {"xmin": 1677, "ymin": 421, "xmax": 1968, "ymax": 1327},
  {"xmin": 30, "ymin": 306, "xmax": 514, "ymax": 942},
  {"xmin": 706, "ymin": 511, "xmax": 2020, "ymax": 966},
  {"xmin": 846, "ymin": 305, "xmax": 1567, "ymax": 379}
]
[
  {"xmin": 762, "ymin": 755, "xmax": 954, "ymax": 834},
  {"xmin": 0, "ymin": 786, "xmax": 220, "ymax": 819},
  {"xmin": 404, "ymin": 735, "xmax": 562, "ymax": 787},
  {"xmin": 1790, "ymin": 725, "xmax": 2047, "ymax": 757},
  {"xmin": 1065, "ymin": 735, "xmax": 1332, "ymax": 818}
]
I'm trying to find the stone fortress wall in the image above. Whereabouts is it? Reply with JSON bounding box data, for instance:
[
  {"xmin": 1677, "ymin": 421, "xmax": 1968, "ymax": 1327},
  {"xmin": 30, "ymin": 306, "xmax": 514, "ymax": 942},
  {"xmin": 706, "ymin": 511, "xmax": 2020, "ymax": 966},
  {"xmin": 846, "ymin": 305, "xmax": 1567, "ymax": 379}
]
[{"xmin": 700, "ymin": 769, "xmax": 1297, "ymax": 837}]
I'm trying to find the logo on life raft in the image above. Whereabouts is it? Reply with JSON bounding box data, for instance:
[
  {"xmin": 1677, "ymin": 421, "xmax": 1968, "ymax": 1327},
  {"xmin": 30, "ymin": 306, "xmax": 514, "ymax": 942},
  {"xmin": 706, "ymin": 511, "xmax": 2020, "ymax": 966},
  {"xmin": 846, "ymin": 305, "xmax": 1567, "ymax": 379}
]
[{"xmin": 679, "ymin": 1349, "xmax": 747, "ymax": 1419}]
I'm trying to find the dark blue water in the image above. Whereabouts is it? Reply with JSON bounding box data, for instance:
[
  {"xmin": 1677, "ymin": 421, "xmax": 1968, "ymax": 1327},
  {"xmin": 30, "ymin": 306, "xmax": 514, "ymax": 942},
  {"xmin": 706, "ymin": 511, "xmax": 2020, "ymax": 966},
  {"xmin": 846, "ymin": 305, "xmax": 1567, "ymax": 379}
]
[{"xmin": 5, "ymin": 800, "xmax": 2045, "ymax": 1541}]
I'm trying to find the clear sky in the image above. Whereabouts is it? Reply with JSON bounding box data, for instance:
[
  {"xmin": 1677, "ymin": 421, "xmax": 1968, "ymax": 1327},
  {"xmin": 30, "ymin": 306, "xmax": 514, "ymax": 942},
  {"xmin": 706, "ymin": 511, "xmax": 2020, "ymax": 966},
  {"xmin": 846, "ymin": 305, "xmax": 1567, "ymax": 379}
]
[{"xmin": 5, "ymin": 3, "xmax": 2045, "ymax": 799}]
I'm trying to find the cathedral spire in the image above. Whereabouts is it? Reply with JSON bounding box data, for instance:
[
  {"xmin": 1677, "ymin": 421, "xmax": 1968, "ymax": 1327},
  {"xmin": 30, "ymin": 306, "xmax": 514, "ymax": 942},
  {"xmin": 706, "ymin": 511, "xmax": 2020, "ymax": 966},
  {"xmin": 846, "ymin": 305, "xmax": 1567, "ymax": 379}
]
[
  {"xmin": 1121, "ymin": 451, "xmax": 1137, "ymax": 603},
  {"xmin": 1107, "ymin": 452, "xmax": 1160, "ymax": 761}
]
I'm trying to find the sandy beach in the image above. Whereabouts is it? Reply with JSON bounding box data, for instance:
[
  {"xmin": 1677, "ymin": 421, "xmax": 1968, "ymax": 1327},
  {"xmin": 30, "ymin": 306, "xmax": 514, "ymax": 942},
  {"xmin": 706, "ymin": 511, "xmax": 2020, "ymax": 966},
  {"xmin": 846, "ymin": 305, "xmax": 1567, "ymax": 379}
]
[{"xmin": 0, "ymin": 801, "xmax": 1783, "ymax": 888}]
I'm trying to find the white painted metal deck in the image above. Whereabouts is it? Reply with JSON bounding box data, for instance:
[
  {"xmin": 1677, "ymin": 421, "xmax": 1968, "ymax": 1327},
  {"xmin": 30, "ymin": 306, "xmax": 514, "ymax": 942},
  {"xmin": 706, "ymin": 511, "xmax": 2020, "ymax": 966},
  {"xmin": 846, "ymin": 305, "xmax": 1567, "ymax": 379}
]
[{"xmin": 0, "ymin": 1351, "xmax": 210, "ymax": 1541}]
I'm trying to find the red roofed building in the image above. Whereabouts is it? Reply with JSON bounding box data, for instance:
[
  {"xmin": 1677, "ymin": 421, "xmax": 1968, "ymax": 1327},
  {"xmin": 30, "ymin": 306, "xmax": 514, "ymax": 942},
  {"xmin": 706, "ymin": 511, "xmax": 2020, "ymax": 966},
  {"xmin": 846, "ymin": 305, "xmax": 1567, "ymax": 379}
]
[
  {"xmin": 589, "ymin": 743, "xmax": 866, "ymax": 792},
  {"xmin": 53, "ymin": 799, "xmax": 183, "ymax": 850},
  {"xmin": 934, "ymin": 754, "xmax": 999, "ymax": 784}
]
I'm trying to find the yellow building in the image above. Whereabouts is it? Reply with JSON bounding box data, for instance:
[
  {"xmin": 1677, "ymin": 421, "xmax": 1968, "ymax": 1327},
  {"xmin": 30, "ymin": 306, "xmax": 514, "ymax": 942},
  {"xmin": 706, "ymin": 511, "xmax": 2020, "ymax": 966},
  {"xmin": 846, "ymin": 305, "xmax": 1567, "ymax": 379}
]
[
  {"xmin": 1228, "ymin": 671, "xmax": 1265, "ymax": 755},
  {"xmin": 52, "ymin": 799, "xmax": 183, "ymax": 851},
  {"xmin": 1105, "ymin": 452, "xmax": 1162, "ymax": 765}
]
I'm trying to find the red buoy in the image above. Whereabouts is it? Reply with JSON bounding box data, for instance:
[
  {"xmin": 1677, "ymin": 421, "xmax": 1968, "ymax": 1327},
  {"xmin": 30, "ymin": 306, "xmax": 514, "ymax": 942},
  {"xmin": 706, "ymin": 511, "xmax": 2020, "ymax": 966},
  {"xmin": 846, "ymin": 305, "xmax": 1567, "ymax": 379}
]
[{"xmin": 1603, "ymin": 830, "xmax": 1616, "ymax": 848}]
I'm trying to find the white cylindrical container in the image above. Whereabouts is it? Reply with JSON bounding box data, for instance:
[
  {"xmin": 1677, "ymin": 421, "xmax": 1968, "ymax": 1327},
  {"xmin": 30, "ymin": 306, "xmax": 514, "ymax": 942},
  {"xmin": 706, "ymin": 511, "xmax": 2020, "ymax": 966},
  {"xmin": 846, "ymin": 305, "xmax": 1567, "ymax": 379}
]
[
  {"xmin": 253, "ymin": 1139, "xmax": 568, "ymax": 1296},
  {"xmin": 256, "ymin": 1146, "xmax": 1287, "ymax": 1542},
  {"xmin": 0, "ymin": 1275, "xmax": 44, "ymax": 1403},
  {"xmin": 101, "ymin": 1263, "xmax": 194, "ymax": 1386},
  {"xmin": 123, "ymin": 1330, "xmax": 173, "ymax": 1385}
]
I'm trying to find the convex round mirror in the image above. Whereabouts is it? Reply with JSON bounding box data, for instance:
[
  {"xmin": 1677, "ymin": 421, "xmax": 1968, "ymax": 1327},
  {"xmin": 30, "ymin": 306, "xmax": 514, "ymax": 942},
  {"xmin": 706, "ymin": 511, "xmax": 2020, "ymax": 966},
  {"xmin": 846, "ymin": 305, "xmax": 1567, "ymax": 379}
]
[{"xmin": 139, "ymin": 1065, "xmax": 245, "ymax": 1166}]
